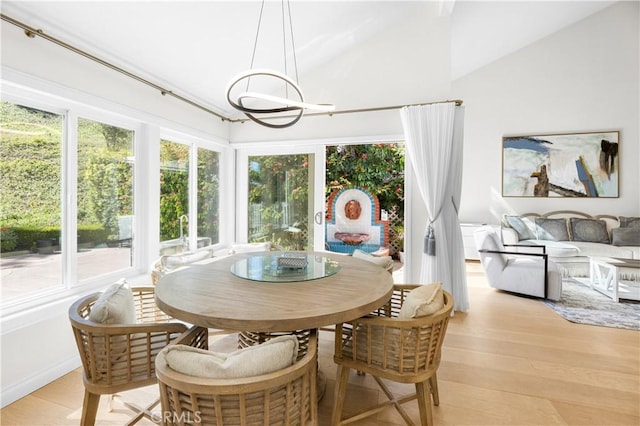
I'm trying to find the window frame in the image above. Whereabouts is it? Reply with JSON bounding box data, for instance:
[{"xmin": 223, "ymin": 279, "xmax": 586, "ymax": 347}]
[
  {"xmin": 159, "ymin": 128, "xmax": 230, "ymax": 254},
  {"xmin": 0, "ymin": 74, "xmax": 233, "ymax": 317}
]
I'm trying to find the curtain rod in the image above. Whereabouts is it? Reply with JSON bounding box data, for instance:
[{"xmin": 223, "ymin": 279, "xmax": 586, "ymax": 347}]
[
  {"xmin": 1, "ymin": 13, "xmax": 232, "ymax": 122},
  {"xmin": 234, "ymin": 99, "xmax": 464, "ymax": 124},
  {"xmin": 2, "ymin": 13, "xmax": 463, "ymax": 125}
]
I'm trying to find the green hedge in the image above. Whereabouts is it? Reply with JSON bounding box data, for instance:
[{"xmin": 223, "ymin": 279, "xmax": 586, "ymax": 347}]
[{"xmin": 1, "ymin": 224, "xmax": 110, "ymax": 253}]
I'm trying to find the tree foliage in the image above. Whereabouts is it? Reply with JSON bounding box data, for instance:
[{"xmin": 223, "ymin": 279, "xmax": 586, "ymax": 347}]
[
  {"xmin": 160, "ymin": 141, "xmax": 189, "ymax": 241},
  {"xmin": 248, "ymin": 154, "xmax": 309, "ymax": 249},
  {"xmin": 326, "ymin": 143, "xmax": 405, "ymax": 219}
]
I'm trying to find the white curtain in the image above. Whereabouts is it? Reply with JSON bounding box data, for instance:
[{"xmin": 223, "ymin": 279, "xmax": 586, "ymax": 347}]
[{"xmin": 400, "ymin": 103, "xmax": 469, "ymax": 312}]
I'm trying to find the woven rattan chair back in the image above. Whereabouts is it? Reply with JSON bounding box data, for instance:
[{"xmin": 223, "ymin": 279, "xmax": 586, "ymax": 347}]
[
  {"xmin": 156, "ymin": 329, "xmax": 318, "ymax": 425},
  {"xmin": 332, "ymin": 285, "xmax": 454, "ymax": 425},
  {"xmin": 69, "ymin": 286, "xmax": 207, "ymax": 426}
]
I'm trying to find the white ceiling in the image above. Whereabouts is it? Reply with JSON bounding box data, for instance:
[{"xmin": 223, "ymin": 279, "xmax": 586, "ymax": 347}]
[{"xmin": 1, "ymin": 1, "xmax": 616, "ymax": 118}]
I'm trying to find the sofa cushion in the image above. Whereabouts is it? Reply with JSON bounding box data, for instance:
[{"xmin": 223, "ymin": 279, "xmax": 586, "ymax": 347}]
[
  {"xmin": 521, "ymin": 240, "xmax": 580, "ymax": 258},
  {"xmin": 534, "ymin": 218, "xmax": 569, "ymax": 241},
  {"xmin": 569, "ymin": 218, "xmax": 610, "ymax": 243},
  {"xmin": 619, "ymin": 216, "xmax": 640, "ymax": 228},
  {"xmin": 612, "ymin": 228, "xmax": 640, "ymax": 247},
  {"xmin": 163, "ymin": 335, "xmax": 298, "ymax": 379},
  {"xmin": 503, "ymin": 215, "xmax": 536, "ymax": 241},
  {"xmin": 564, "ymin": 241, "xmax": 635, "ymax": 259}
]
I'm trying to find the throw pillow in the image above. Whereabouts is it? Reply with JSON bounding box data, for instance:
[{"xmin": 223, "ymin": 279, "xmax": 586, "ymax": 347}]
[
  {"xmin": 398, "ymin": 282, "xmax": 445, "ymax": 319},
  {"xmin": 163, "ymin": 335, "xmax": 298, "ymax": 379},
  {"xmin": 352, "ymin": 249, "xmax": 393, "ymax": 271},
  {"xmin": 619, "ymin": 216, "xmax": 640, "ymax": 229},
  {"xmin": 88, "ymin": 279, "xmax": 136, "ymax": 324},
  {"xmin": 534, "ymin": 218, "xmax": 569, "ymax": 241},
  {"xmin": 611, "ymin": 228, "xmax": 640, "ymax": 246},
  {"xmin": 569, "ymin": 218, "xmax": 610, "ymax": 243},
  {"xmin": 503, "ymin": 215, "xmax": 536, "ymax": 241}
]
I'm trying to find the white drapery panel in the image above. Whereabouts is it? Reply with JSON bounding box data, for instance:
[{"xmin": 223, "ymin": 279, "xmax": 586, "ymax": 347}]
[{"xmin": 400, "ymin": 103, "xmax": 469, "ymax": 312}]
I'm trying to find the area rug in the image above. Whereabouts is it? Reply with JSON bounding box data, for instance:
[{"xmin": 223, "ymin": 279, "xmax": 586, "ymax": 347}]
[{"xmin": 543, "ymin": 279, "xmax": 640, "ymax": 330}]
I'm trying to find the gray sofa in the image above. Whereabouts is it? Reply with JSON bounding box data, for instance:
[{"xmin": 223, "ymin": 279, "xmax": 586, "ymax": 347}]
[{"xmin": 501, "ymin": 210, "xmax": 640, "ymax": 277}]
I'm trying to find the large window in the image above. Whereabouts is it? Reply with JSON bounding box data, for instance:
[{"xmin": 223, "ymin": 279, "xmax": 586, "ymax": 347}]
[
  {"xmin": 159, "ymin": 139, "xmax": 219, "ymax": 255},
  {"xmin": 160, "ymin": 140, "xmax": 189, "ymax": 254},
  {"xmin": 77, "ymin": 118, "xmax": 135, "ymax": 280},
  {"xmin": 0, "ymin": 101, "xmax": 64, "ymax": 299},
  {"xmin": 247, "ymin": 154, "xmax": 313, "ymax": 251},
  {"xmin": 197, "ymin": 147, "xmax": 220, "ymax": 246},
  {"xmin": 1, "ymin": 78, "xmax": 228, "ymax": 312},
  {"xmin": 0, "ymin": 98, "xmax": 142, "ymax": 305}
]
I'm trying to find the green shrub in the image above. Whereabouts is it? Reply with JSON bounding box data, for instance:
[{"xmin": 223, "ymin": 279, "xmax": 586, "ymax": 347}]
[
  {"xmin": 0, "ymin": 226, "xmax": 18, "ymax": 252},
  {"xmin": 78, "ymin": 225, "xmax": 110, "ymax": 244},
  {"xmin": 1, "ymin": 224, "xmax": 109, "ymax": 252}
]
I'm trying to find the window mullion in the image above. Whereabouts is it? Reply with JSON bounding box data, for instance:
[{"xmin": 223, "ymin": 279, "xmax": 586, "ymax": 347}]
[
  {"xmin": 64, "ymin": 111, "xmax": 78, "ymax": 287},
  {"xmin": 188, "ymin": 143, "xmax": 198, "ymax": 251}
]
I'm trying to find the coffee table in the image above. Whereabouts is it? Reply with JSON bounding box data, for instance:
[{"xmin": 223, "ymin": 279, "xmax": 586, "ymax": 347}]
[{"xmin": 589, "ymin": 257, "xmax": 640, "ymax": 302}]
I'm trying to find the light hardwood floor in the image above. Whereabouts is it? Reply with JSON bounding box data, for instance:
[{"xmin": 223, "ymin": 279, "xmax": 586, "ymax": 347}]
[{"xmin": 2, "ymin": 262, "xmax": 639, "ymax": 425}]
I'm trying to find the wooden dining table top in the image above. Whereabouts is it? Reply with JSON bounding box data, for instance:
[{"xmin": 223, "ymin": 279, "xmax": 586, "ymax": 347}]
[{"xmin": 154, "ymin": 251, "xmax": 394, "ymax": 332}]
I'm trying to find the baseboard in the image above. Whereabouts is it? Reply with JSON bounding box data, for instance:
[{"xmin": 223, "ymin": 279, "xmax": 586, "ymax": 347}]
[{"xmin": 1, "ymin": 355, "xmax": 80, "ymax": 408}]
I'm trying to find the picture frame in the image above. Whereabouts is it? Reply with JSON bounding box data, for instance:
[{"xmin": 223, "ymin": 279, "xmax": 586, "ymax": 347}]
[{"xmin": 502, "ymin": 131, "xmax": 619, "ymax": 198}]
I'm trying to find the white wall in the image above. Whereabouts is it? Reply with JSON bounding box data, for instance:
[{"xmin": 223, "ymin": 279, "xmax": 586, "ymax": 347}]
[
  {"xmin": 0, "ymin": 16, "xmax": 230, "ymax": 140},
  {"xmin": 453, "ymin": 1, "xmax": 640, "ymax": 224}
]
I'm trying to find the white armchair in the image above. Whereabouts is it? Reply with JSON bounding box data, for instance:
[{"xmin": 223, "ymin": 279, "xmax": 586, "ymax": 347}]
[{"xmin": 473, "ymin": 226, "xmax": 562, "ymax": 301}]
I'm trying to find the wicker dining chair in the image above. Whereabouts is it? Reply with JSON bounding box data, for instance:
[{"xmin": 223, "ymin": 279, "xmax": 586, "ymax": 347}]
[
  {"xmin": 156, "ymin": 328, "xmax": 318, "ymax": 426},
  {"xmin": 69, "ymin": 286, "xmax": 208, "ymax": 426},
  {"xmin": 331, "ymin": 285, "xmax": 454, "ymax": 426}
]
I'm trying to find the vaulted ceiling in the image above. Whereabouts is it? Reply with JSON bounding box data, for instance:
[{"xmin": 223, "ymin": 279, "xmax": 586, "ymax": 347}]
[{"xmin": 1, "ymin": 1, "xmax": 616, "ymax": 119}]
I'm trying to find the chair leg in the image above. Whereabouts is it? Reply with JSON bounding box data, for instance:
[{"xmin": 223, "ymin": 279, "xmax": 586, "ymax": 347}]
[
  {"xmin": 416, "ymin": 381, "xmax": 434, "ymax": 426},
  {"xmin": 331, "ymin": 365, "xmax": 350, "ymax": 425},
  {"xmin": 81, "ymin": 390, "xmax": 100, "ymax": 426},
  {"xmin": 429, "ymin": 372, "xmax": 440, "ymax": 406}
]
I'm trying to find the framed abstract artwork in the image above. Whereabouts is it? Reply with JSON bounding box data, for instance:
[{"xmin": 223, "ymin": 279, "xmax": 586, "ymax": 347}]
[{"xmin": 502, "ymin": 131, "xmax": 619, "ymax": 198}]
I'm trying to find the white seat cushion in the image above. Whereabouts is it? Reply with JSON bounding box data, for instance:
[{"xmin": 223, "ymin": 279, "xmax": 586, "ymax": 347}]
[
  {"xmin": 162, "ymin": 249, "xmax": 213, "ymax": 270},
  {"xmin": 352, "ymin": 249, "xmax": 393, "ymax": 271},
  {"xmin": 229, "ymin": 242, "xmax": 271, "ymax": 254},
  {"xmin": 163, "ymin": 335, "xmax": 298, "ymax": 379},
  {"xmin": 563, "ymin": 241, "xmax": 634, "ymax": 259},
  {"xmin": 520, "ymin": 240, "xmax": 580, "ymax": 258}
]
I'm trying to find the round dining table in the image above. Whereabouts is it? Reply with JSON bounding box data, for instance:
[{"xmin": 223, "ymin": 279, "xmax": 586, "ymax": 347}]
[{"xmin": 154, "ymin": 250, "xmax": 394, "ymax": 332}]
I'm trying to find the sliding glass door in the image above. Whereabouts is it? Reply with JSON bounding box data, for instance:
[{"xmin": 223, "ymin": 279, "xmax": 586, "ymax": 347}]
[{"xmin": 236, "ymin": 145, "xmax": 325, "ymax": 251}]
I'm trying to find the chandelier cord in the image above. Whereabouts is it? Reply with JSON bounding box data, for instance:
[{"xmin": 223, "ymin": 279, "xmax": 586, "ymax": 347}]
[
  {"xmin": 225, "ymin": 1, "xmax": 333, "ymax": 127},
  {"xmin": 246, "ymin": 0, "xmax": 267, "ymax": 92},
  {"xmin": 281, "ymin": 0, "xmax": 288, "ymax": 98},
  {"xmin": 286, "ymin": 0, "xmax": 300, "ymax": 86}
]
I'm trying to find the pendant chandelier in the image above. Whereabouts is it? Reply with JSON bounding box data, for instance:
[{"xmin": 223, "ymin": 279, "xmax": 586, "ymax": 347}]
[{"xmin": 225, "ymin": 0, "xmax": 335, "ymax": 129}]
